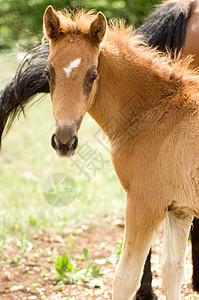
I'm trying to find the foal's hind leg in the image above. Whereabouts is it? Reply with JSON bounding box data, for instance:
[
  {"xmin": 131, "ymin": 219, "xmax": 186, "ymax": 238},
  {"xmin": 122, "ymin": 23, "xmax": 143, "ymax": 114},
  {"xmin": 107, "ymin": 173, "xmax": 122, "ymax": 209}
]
[
  {"xmin": 112, "ymin": 198, "xmax": 164, "ymax": 300},
  {"xmin": 162, "ymin": 211, "xmax": 193, "ymax": 300}
]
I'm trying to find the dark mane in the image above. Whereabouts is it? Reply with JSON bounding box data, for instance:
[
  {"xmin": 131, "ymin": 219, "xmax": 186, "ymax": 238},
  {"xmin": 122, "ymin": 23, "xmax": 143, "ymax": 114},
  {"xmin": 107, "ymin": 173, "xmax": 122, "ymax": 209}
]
[
  {"xmin": 135, "ymin": 1, "xmax": 191, "ymax": 54},
  {"xmin": 0, "ymin": 41, "xmax": 50, "ymax": 146}
]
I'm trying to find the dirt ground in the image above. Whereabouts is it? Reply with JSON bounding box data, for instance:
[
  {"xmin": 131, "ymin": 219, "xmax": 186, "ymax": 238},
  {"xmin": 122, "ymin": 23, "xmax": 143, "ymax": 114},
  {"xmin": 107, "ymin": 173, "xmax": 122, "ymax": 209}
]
[{"xmin": 0, "ymin": 216, "xmax": 198, "ymax": 300}]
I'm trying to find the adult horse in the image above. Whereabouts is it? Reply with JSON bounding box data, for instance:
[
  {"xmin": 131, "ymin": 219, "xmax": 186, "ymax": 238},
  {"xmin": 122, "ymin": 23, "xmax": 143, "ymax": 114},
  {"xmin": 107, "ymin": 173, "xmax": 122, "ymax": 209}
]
[
  {"xmin": 42, "ymin": 5, "xmax": 199, "ymax": 300},
  {"xmin": 1, "ymin": 1, "xmax": 199, "ymax": 299}
]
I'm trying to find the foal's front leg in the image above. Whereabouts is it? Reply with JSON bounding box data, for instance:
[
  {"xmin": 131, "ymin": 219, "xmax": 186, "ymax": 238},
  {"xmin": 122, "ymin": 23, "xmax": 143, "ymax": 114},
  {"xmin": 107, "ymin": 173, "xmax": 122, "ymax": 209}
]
[
  {"xmin": 162, "ymin": 211, "xmax": 192, "ymax": 300},
  {"xmin": 112, "ymin": 197, "xmax": 164, "ymax": 300}
]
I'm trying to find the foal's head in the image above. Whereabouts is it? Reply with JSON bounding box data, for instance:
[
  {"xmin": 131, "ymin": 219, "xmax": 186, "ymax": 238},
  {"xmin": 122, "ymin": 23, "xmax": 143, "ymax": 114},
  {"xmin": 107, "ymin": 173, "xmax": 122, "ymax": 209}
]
[{"xmin": 43, "ymin": 6, "xmax": 106, "ymax": 157}]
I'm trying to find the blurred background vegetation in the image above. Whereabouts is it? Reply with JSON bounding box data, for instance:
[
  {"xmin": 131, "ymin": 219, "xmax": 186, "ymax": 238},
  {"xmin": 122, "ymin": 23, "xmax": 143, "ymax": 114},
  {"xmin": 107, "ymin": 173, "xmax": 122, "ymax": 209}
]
[{"xmin": 0, "ymin": 0, "xmax": 161, "ymax": 49}]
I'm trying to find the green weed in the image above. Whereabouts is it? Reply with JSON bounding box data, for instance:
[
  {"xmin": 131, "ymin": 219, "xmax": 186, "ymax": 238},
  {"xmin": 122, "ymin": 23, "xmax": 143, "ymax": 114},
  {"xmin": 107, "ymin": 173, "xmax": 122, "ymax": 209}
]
[
  {"xmin": 54, "ymin": 247, "xmax": 103, "ymax": 288},
  {"xmin": 67, "ymin": 234, "xmax": 76, "ymax": 254},
  {"xmin": 6, "ymin": 256, "xmax": 21, "ymax": 264},
  {"xmin": 106, "ymin": 241, "xmax": 123, "ymax": 264},
  {"xmin": 31, "ymin": 282, "xmax": 41, "ymax": 289},
  {"xmin": 16, "ymin": 232, "xmax": 33, "ymax": 252}
]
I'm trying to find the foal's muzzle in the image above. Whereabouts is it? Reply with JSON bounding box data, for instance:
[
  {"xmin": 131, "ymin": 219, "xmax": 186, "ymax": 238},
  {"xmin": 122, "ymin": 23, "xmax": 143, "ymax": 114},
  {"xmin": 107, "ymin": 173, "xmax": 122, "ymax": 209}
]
[{"xmin": 51, "ymin": 133, "xmax": 78, "ymax": 157}]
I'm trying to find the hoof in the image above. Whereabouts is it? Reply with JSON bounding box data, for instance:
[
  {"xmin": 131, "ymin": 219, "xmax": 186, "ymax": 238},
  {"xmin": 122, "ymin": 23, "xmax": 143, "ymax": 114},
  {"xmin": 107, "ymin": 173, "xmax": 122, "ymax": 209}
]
[
  {"xmin": 134, "ymin": 291, "xmax": 158, "ymax": 300},
  {"xmin": 193, "ymin": 281, "xmax": 199, "ymax": 293}
]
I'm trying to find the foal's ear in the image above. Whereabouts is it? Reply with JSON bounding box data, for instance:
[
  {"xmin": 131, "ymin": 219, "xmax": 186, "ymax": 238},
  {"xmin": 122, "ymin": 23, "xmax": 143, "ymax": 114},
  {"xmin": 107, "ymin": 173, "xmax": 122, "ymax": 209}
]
[
  {"xmin": 43, "ymin": 5, "xmax": 60, "ymax": 39},
  {"xmin": 89, "ymin": 12, "xmax": 107, "ymax": 44}
]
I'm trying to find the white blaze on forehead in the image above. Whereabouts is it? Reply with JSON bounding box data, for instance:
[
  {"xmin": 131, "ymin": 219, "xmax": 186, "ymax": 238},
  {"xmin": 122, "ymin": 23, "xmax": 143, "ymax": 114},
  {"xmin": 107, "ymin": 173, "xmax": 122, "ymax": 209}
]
[{"xmin": 63, "ymin": 58, "xmax": 82, "ymax": 78}]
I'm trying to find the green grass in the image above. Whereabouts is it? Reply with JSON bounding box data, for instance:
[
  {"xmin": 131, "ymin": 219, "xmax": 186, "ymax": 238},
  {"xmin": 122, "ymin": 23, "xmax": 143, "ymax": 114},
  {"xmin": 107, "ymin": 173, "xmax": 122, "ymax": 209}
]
[{"xmin": 0, "ymin": 51, "xmax": 126, "ymax": 242}]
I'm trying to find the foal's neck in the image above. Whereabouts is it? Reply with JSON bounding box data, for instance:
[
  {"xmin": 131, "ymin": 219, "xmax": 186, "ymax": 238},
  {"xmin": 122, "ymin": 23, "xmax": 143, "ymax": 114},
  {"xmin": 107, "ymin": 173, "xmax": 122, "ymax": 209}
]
[{"xmin": 89, "ymin": 38, "xmax": 180, "ymax": 142}]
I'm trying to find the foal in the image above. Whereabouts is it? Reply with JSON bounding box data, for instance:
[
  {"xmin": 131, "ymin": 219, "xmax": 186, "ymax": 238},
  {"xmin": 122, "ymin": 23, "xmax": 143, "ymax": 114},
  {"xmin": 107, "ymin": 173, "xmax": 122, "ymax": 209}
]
[{"xmin": 43, "ymin": 6, "xmax": 199, "ymax": 299}]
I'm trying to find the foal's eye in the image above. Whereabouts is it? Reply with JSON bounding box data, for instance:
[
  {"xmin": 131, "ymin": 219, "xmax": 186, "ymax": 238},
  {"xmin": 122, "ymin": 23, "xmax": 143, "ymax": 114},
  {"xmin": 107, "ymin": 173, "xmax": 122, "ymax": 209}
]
[
  {"xmin": 89, "ymin": 73, "xmax": 98, "ymax": 84},
  {"xmin": 44, "ymin": 69, "xmax": 51, "ymax": 81}
]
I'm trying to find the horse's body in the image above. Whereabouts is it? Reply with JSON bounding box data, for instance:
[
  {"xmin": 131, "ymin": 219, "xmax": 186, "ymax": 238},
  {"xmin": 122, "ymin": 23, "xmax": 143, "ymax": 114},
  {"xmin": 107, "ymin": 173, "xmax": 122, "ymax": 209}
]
[
  {"xmin": 1, "ymin": 1, "xmax": 199, "ymax": 299},
  {"xmin": 41, "ymin": 6, "xmax": 199, "ymax": 299}
]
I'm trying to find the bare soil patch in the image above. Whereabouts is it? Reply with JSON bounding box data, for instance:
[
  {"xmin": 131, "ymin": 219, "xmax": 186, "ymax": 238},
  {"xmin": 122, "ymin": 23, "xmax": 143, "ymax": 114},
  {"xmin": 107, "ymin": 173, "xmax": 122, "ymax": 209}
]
[{"xmin": 0, "ymin": 216, "xmax": 198, "ymax": 299}]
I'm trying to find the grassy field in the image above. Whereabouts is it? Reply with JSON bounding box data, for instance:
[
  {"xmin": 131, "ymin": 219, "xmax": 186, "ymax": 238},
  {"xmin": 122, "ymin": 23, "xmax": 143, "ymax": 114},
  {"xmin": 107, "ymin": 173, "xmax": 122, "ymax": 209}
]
[{"xmin": 0, "ymin": 51, "xmax": 126, "ymax": 244}]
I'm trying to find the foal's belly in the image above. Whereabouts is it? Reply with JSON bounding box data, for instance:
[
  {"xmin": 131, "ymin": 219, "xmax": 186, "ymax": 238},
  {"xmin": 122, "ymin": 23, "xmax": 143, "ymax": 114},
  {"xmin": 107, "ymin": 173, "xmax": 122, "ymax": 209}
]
[{"xmin": 111, "ymin": 112, "xmax": 199, "ymax": 216}]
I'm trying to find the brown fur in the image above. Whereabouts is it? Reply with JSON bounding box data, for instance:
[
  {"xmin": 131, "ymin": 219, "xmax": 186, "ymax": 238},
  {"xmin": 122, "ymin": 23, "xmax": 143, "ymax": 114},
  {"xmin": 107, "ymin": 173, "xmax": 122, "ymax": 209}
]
[{"xmin": 43, "ymin": 6, "xmax": 199, "ymax": 299}]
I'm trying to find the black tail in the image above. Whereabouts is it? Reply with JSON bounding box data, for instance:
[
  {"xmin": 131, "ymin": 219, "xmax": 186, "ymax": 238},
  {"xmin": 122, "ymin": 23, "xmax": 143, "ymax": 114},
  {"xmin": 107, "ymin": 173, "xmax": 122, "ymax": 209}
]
[
  {"xmin": 0, "ymin": 41, "xmax": 50, "ymax": 147},
  {"xmin": 135, "ymin": 0, "xmax": 192, "ymax": 54}
]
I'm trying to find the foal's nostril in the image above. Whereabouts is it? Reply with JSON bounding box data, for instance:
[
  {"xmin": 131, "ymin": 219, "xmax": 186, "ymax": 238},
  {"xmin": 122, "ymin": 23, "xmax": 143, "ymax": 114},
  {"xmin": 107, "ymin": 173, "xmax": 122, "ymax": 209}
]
[
  {"xmin": 51, "ymin": 133, "xmax": 78, "ymax": 154},
  {"xmin": 68, "ymin": 135, "xmax": 78, "ymax": 151},
  {"xmin": 51, "ymin": 133, "xmax": 60, "ymax": 150}
]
